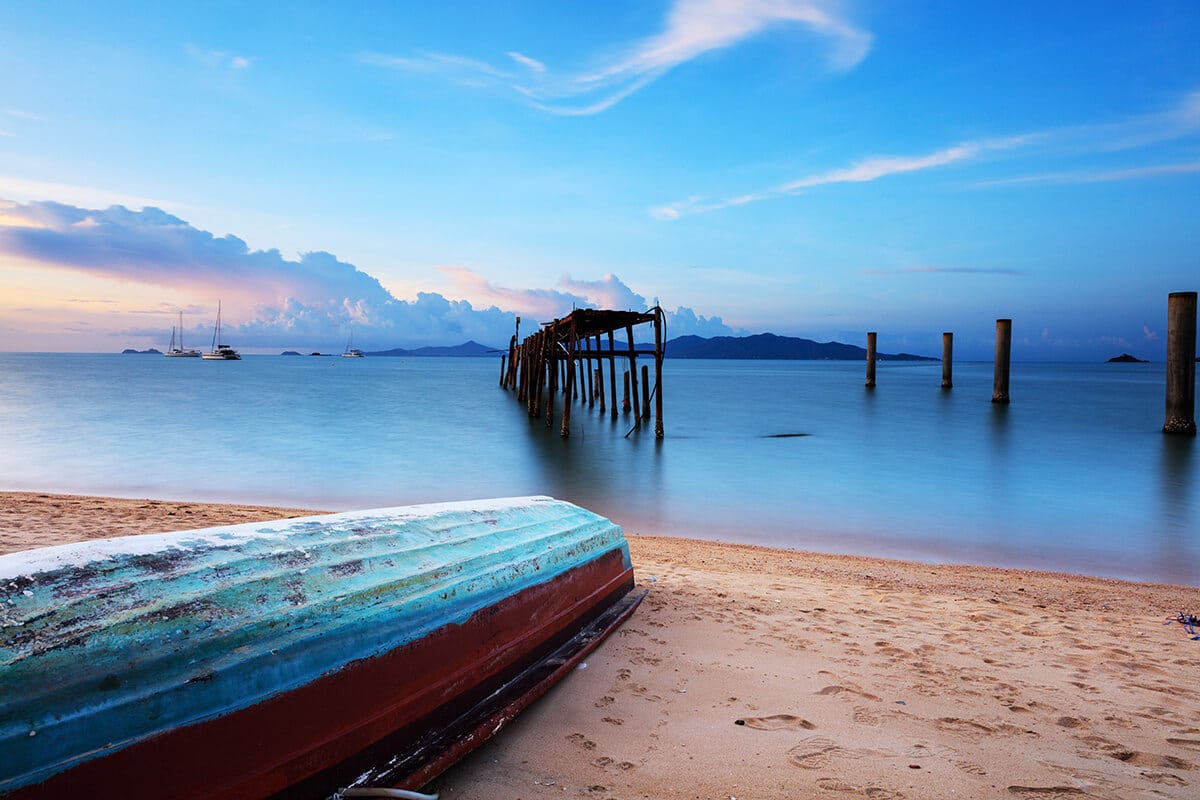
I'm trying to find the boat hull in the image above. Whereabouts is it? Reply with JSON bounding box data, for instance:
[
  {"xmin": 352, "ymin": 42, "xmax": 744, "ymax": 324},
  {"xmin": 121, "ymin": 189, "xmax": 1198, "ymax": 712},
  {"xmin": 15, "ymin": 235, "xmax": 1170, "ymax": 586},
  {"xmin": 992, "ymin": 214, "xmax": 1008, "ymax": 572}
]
[{"xmin": 0, "ymin": 497, "xmax": 642, "ymax": 798}]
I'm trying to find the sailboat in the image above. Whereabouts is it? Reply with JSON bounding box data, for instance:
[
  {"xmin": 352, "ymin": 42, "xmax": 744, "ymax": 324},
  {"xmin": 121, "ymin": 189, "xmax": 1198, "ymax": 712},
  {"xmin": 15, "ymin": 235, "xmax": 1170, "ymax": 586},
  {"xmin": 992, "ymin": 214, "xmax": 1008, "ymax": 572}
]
[
  {"xmin": 164, "ymin": 311, "xmax": 201, "ymax": 357},
  {"xmin": 342, "ymin": 330, "xmax": 364, "ymax": 358},
  {"xmin": 202, "ymin": 301, "xmax": 241, "ymax": 360}
]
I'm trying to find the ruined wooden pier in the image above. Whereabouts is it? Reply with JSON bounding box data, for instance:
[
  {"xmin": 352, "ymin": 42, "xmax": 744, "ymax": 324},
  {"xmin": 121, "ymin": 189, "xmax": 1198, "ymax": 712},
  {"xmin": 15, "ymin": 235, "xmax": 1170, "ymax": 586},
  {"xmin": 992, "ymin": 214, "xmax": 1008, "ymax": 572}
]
[{"xmin": 500, "ymin": 307, "xmax": 666, "ymax": 439}]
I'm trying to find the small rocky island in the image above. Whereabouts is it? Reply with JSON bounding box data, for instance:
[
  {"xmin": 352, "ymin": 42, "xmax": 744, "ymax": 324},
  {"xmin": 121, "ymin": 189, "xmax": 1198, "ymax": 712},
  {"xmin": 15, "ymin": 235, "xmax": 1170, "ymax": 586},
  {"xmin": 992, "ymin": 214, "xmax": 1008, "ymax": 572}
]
[{"xmin": 1107, "ymin": 353, "xmax": 1148, "ymax": 363}]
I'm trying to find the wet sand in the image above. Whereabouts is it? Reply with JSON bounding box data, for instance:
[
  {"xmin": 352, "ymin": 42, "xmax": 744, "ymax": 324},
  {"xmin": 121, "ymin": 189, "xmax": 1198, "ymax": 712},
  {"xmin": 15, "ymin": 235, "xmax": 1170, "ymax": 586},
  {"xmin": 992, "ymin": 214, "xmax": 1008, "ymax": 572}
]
[{"xmin": 4, "ymin": 492, "xmax": 1199, "ymax": 798}]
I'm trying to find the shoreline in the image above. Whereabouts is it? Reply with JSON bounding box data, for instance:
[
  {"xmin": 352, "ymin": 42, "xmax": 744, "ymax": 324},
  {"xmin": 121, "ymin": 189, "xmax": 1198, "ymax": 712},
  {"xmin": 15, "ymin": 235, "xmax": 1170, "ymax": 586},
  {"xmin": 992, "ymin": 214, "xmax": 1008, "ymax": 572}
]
[{"xmin": 4, "ymin": 492, "xmax": 1200, "ymax": 797}]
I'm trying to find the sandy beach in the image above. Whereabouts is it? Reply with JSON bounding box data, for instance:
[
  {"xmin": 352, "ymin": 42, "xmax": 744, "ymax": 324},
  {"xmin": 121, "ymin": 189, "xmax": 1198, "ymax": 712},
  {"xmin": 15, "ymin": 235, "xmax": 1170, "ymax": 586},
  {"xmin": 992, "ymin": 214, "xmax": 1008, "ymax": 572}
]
[{"xmin": 4, "ymin": 492, "xmax": 1200, "ymax": 799}]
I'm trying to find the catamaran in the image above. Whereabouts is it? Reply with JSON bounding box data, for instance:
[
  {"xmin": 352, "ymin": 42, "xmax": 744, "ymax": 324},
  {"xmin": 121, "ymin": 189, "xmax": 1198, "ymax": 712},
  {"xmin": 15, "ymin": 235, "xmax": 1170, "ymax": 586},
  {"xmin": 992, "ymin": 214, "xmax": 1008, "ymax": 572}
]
[
  {"xmin": 202, "ymin": 301, "xmax": 241, "ymax": 360},
  {"xmin": 342, "ymin": 330, "xmax": 364, "ymax": 358},
  {"xmin": 164, "ymin": 311, "xmax": 201, "ymax": 357}
]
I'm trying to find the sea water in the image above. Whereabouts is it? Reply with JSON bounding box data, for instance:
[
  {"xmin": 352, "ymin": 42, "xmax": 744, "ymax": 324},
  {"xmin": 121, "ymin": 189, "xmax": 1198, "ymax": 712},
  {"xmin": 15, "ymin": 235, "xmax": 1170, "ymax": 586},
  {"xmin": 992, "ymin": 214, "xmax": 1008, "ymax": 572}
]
[{"xmin": 0, "ymin": 353, "xmax": 1195, "ymax": 585}]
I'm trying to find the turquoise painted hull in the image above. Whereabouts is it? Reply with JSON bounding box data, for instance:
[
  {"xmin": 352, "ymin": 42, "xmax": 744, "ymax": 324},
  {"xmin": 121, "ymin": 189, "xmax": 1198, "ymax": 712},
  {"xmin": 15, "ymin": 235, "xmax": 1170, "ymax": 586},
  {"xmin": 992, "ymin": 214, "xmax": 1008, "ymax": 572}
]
[{"xmin": 0, "ymin": 496, "xmax": 636, "ymax": 796}]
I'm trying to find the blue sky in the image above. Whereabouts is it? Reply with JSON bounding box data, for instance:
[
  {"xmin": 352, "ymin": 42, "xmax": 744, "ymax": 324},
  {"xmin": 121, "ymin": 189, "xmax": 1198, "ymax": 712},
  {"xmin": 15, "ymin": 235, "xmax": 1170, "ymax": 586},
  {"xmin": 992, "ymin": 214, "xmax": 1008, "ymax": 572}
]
[{"xmin": 1, "ymin": 0, "xmax": 1197, "ymax": 359}]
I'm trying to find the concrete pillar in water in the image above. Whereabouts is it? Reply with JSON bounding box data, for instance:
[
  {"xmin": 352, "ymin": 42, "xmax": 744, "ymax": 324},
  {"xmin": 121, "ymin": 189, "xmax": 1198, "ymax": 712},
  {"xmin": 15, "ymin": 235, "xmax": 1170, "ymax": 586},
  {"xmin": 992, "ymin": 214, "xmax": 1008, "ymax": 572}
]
[
  {"xmin": 1164, "ymin": 291, "xmax": 1197, "ymax": 436},
  {"xmin": 941, "ymin": 332, "xmax": 954, "ymax": 389},
  {"xmin": 992, "ymin": 319, "xmax": 1012, "ymax": 404},
  {"xmin": 865, "ymin": 332, "xmax": 877, "ymax": 388}
]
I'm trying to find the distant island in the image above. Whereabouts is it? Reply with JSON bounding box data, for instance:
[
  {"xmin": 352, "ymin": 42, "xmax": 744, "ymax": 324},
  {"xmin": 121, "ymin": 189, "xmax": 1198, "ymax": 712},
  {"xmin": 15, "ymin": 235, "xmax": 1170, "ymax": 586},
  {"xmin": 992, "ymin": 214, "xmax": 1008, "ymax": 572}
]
[
  {"xmin": 1107, "ymin": 353, "xmax": 1148, "ymax": 363},
  {"xmin": 132, "ymin": 333, "xmax": 943, "ymax": 360},
  {"xmin": 121, "ymin": 348, "xmax": 162, "ymax": 355},
  {"xmin": 359, "ymin": 334, "xmax": 936, "ymax": 360},
  {"xmin": 367, "ymin": 341, "xmax": 497, "ymax": 357},
  {"xmin": 664, "ymin": 333, "xmax": 936, "ymax": 361}
]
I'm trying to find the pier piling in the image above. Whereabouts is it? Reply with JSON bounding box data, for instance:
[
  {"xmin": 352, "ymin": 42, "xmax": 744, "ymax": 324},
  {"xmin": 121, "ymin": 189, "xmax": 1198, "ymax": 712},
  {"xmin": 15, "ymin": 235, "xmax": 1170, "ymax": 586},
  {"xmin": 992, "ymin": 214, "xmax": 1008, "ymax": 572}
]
[
  {"xmin": 1163, "ymin": 291, "xmax": 1197, "ymax": 436},
  {"xmin": 941, "ymin": 332, "xmax": 953, "ymax": 389},
  {"xmin": 503, "ymin": 307, "xmax": 666, "ymax": 436},
  {"xmin": 865, "ymin": 332, "xmax": 877, "ymax": 388},
  {"xmin": 992, "ymin": 319, "xmax": 1012, "ymax": 404}
]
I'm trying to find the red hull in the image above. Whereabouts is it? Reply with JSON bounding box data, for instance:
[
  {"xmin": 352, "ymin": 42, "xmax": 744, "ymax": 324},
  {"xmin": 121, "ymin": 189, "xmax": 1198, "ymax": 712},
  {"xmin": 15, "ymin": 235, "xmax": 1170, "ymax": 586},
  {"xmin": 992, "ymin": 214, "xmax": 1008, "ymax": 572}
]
[{"xmin": 11, "ymin": 549, "xmax": 638, "ymax": 799}]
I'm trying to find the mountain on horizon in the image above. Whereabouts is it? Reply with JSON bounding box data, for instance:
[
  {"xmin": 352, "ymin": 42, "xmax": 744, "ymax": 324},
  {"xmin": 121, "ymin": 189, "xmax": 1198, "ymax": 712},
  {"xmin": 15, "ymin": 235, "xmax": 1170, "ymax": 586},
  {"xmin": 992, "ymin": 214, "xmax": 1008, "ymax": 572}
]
[
  {"xmin": 366, "ymin": 340, "xmax": 498, "ymax": 357},
  {"xmin": 364, "ymin": 333, "xmax": 935, "ymax": 361},
  {"xmin": 664, "ymin": 333, "xmax": 935, "ymax": 361}
]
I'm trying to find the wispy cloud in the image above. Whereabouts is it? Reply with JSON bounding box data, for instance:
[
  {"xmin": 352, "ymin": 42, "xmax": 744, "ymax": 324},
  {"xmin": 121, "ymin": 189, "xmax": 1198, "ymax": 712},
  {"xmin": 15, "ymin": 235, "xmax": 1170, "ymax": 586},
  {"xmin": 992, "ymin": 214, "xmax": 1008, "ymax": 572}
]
[
  {"xmin": 653, "ymin": 89, "xmax": 1200, "ymax": 219},
  {"xmin": 861, "ymin": 265, "xmax": 1023, "ymax": 277},
  {"xmin": 362, "ymin": 0, "xmax": 871, "ymax": 115},
  {"xmin": 980, "ymin": 161, "xmax": 1200, "ymax": 187},
  {"xmin": 185, "ymin": 44, "xmax": 253, "ymax": 71},
  {"xmin": 651, "ymin": 136, "xmax": 1032, "ymax": 219},
  {"xmin": 507, "ymin": 51, "xmax": 546, "ymax": 73}
]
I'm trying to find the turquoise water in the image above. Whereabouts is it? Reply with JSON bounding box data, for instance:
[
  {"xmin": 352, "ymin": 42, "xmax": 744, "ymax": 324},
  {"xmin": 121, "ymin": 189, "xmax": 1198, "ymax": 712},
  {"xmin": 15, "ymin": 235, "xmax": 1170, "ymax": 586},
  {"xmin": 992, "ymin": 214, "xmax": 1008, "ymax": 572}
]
[{"xmin": 0, "ymin": 353, "xmax": 1195, "ymax": 584}]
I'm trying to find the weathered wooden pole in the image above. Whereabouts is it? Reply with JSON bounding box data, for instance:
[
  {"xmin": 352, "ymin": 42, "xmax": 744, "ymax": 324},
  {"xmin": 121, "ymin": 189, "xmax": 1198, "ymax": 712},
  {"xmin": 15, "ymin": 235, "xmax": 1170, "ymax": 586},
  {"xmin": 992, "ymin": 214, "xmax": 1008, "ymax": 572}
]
[
  {"xmin": 865, "ymin": 332, "xmax": 877, "ymax": 388},
  {"xmin": 641, "ymin": 364, "xmax": 651, "ymax": 420},
  {"xmin": 499, "ymin": 353, "xmax": 507, "ymax": 387},
  {"xmin": 519, "ymin": 340, "xmax": 529, "ymax": 407},
  {"xmin": 1164, "ymin": 291, "xmax": 1197, "ymax": 435},
  {"xmin": 992, "ymin": 319, "xmax": 1012, "ymax": 404},
  {"xmin": 591, "ymin": 335, "xmax": 603, "ymax": 409},
  {"xmin": 626, "ymin": 324, "xmax": 641, "ymax": 420},
  {"xmin": 584, "ymin": 338, "xmax": 594, "ymax": 407},
  {"xmin": 941, "ymin": 332, "xmax": 953, "ymax": 389},
  {"xmin": 562, "ymin": 328, "xmax": 576, "ymax": 437},
  {"xmin": 607, "ymin": 330, "xmax": 619, "ymax": 419},
  {"xmin": 654, "ymin": 306, "xmax": 664, "ymax": 438},
  {"xmin": 539, "ymin": 334, "xmax": 550, "ymax": 416},
  {"xmin": 546, "ymin": 331, "xmax": 559, "ymax": 428},
  {"xmin": 622, "ymin": 371, "xmax": 631, "ymax": 413}
]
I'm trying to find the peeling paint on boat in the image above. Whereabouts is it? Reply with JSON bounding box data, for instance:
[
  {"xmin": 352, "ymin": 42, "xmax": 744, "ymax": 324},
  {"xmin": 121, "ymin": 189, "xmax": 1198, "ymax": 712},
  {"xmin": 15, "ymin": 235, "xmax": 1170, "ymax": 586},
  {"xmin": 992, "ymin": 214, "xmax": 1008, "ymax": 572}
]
[{"xmin": 0, "ymin": 495, "xmax": 631, "ymax": 794}]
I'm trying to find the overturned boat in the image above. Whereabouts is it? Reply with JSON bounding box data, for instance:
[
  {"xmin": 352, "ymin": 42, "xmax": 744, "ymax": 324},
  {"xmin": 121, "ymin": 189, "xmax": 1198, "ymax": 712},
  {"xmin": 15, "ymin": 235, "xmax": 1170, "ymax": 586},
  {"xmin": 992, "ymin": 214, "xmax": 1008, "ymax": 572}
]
[{"xmin": 0, "ymin": 496, "xmax": 645, "ymax": 798}]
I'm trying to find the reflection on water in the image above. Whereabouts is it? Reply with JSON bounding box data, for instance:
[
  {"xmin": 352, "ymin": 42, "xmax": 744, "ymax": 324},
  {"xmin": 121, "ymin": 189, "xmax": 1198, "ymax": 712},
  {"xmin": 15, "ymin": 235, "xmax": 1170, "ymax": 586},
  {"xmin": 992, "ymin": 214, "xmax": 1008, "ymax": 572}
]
[
  {"xmin": 0, "ymin": 354, "xmax": 1195, "ymax": 584},
  {"xmin": 1158, "ymin": 435, "xmax": 1195, "ymax": 585}
]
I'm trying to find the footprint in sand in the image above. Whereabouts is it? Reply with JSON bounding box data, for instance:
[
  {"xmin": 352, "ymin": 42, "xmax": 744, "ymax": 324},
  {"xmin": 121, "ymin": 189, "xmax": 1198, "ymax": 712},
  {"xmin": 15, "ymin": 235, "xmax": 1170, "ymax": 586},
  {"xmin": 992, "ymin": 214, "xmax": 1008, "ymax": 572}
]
[
  {"xmin": 736, "ymin": 714, "xmax": 816, "ymax": 731},
  {"xmin": 786, "ymin": 736, "xmax": 894, "ymax": 770},
  {"xmin": 1006, "ymin": 786, "xmax": 1088, "ymax": 797}
]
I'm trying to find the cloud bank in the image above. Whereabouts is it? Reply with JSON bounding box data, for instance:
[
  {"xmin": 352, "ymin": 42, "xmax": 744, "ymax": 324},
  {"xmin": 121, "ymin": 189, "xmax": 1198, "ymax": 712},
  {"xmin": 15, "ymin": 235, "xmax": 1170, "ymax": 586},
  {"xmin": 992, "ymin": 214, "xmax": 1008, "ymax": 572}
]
[
  {"xmin": 0, "ymin": 200, "xmax": 734, "ymax": 349},
  {"xmin": 362, "ymin": 0, "xmax": 871, "ymax": 115}
]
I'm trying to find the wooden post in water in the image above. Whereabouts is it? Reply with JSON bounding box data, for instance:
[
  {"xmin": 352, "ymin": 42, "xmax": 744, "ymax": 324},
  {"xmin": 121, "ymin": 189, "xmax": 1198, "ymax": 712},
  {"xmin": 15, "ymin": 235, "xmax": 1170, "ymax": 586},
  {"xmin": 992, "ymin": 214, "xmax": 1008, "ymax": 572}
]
[
  {"xmin": 622, "ymin": 371, "xmax": 631, "ymax": 413},
  {"xmin": 1164, "ymin": 291, "xmax": 1197, "ymax": 435},
  {"xmin": 627, "ymin": 324, "xmax": 641, "ymax": 421},
  {"xmin": 608, "ymin": 330, "xmax": 619, "ymax": 419},
  {"xmin": 546, "ymin": 329, "xmax": 559, "ymax": 427},
  {"xmin": 641, "ymin": 364, "xmax": 651, "ymax": 420},
  {"xmin": 562, "ymin": 327, "xmax": 576, "ymax": 437},
  {"xmin": 992, "ymin": 319, "xmax": 1012, "ymax": 404},
  {"xmin": 596, "ymin": 368, "xmax": 606, "ymax": 413},
  {"xmin": 499, "ymin": 353, "xmax": 506, "ymax": 387},
  {"xmin": 865, "ymin": 332, "xmax": 877, "ymax": 388},
  {"xmin": 654, "ymin": 306, "xmax": 664, "ymax": 438},
  {"xmin": 941, "ymin": 332, "xmax": 954, "ymax": 389}
]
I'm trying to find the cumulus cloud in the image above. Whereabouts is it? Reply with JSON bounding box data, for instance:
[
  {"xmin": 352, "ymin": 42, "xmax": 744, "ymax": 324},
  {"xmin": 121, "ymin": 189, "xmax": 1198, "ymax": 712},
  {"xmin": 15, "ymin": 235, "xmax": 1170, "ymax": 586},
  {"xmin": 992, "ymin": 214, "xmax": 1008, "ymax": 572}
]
[
  {"xmin": 363, "ymin": 0, "xmax": 870, "ymax": 115},
  {"xmin": 0, "ymin": 200, "xmax": 733, "ymax": 348}
]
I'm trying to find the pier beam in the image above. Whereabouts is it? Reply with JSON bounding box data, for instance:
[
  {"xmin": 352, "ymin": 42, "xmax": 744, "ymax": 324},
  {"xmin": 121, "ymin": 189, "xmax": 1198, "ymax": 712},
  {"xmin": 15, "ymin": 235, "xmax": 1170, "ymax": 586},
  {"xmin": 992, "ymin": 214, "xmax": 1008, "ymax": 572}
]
[
  {"xmin": 992, "ymin": 319, "xmax": 1012, "ymax": 404},
  {"xmin": 1163, "ymin": 291, "xmax": 1197, "ymax": 436},
  {"xmin": 941, "ymin": 332, "xmax": 953, "ymax": 389},
  {"xmin": 865, "ymin": 332, "xmax": 877, "ymax": 388}
]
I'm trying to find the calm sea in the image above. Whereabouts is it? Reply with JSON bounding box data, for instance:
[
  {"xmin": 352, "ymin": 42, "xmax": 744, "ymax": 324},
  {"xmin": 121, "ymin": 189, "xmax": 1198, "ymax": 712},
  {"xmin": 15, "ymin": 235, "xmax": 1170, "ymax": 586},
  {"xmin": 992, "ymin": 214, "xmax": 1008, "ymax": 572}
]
[{"xmin": 0, "ymin": 353, "xmax": 1195, "ymax": 585}]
